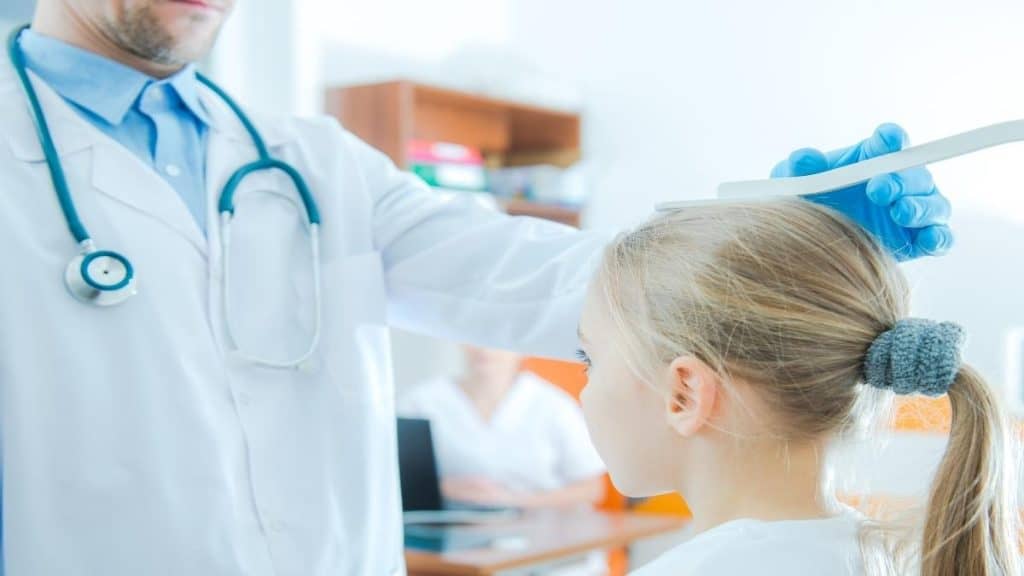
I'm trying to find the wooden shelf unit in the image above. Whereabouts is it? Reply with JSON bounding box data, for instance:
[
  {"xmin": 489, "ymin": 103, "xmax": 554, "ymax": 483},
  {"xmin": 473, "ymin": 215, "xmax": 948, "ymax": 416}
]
[{"xmin": 325, "ymin": 81, "xmax": 583, "ymax": 227}]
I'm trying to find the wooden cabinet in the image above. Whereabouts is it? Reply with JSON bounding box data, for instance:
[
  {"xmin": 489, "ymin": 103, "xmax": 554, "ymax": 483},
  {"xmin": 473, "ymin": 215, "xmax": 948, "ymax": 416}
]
[{"xmin": 325, "ymin": 81, "xmax": 583, "ymax": 227}]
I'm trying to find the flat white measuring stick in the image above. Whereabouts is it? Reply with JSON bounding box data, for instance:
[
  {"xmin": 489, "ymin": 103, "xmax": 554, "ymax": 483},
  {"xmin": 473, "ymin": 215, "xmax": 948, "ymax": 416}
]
[{"xmin": 656, "ymin": 119, "xmax": 1024, "ymax": 211}]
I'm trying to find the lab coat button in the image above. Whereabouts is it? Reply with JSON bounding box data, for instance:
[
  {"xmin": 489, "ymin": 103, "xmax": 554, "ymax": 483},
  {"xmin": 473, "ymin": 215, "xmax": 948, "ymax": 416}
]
[{"xmin": 237, "ymin": 392, "xmax": 251, "ymax": 407}]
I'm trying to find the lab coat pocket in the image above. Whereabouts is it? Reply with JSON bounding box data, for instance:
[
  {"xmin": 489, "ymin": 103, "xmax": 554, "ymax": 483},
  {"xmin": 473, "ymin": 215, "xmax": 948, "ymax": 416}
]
[{"xmin": 224, "ymin": 187, "xmax": 315, "ymax": 363}]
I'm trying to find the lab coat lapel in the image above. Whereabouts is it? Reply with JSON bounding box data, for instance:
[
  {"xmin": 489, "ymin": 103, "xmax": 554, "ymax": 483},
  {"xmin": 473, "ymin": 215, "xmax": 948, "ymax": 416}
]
[
  {"xmin": 90, "ymin": 142, "xmax": 207, "ymax": 256},
  {"xmin": 2, "ymin": 67, "xmax": 97, "ymax": 161},
  {"xmin": 2, "ymin": 64, "xmax": 208, "ymax": 256}
]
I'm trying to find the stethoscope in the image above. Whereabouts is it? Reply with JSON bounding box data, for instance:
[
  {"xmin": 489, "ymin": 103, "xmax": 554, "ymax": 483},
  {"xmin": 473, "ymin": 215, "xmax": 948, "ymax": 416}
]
[{"xmin": 6, "ymin": 25, "xmax": 323, "ymax": 369}]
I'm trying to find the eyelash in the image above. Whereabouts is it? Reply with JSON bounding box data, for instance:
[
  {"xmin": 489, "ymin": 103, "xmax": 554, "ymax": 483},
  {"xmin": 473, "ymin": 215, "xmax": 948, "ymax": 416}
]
[{"xmin": 575, "ymin": 349, "xmax": 592, "ymax": 373}]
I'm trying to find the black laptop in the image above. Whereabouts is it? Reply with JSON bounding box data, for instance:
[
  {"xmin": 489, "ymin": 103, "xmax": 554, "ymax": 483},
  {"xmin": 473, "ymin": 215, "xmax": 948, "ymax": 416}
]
[{"xmin": 396, "ymin": 417, "xmax": 519, "ymax": 526}]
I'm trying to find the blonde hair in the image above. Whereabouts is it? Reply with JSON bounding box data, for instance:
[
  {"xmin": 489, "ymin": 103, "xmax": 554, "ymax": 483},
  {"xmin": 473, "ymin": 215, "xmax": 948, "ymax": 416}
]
[{"xmin": 597, "ymin": 199, "xmax": 1020, "ymax": 575}]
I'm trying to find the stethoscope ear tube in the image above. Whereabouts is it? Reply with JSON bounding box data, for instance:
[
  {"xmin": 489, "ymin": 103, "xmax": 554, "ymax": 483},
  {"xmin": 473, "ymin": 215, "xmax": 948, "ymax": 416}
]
[{"xmin": 7, "ymin": 25, "xmax": 91, "ymax": 244}]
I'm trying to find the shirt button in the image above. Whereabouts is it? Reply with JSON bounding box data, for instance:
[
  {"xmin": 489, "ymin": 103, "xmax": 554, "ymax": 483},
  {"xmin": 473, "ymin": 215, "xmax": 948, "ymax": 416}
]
[
  {"xmin": 237, "ymin": 392, "xmax": 251, "ymax": 407},
  {"xmin": 165, "ymin": 164, "xmax": 182, "ymax": 177},
  {"xmin": 270, "ymin": 520, "xmax": 287, "ymax": 533}
]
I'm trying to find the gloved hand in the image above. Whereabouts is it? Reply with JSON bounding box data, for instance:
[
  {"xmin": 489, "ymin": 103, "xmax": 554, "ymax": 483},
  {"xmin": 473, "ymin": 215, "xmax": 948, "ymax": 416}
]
[{"xmin": 771, "ymin": 123, "xmax": 953, "ymax": 260}]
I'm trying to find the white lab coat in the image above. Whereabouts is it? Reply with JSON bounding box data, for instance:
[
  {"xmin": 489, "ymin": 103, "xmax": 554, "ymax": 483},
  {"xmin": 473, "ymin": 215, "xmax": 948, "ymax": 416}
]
[{"xmin": 0, "ymin": 59, "xmax": 607, "ymax": 576}]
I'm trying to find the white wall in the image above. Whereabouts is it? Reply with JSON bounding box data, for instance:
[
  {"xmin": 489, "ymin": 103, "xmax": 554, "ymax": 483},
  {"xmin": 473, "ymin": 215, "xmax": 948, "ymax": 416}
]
[
  {"xmin": 210, "ymin": 0, "xmax": 515, "ymax": 116},
  {"xmin": 208, "ymin": 0, "xmax": 302, "ymax": 113},
  {"xmin": 508, "ymin": 0, "xmax": 1024, "ymax": 223}
]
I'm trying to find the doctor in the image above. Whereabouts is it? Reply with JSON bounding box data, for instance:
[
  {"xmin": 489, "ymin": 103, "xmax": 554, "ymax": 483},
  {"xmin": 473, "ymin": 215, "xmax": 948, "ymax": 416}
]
[{"xmin": 0, "ymin": 1, "xmax": 952, "ymax": 575}]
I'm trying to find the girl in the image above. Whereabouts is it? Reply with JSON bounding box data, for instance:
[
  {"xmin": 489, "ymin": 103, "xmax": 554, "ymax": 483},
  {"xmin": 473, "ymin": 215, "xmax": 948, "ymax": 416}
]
[{"xmin": 575, "ymin": 200, "xmax": 1019, "ymax": 575}]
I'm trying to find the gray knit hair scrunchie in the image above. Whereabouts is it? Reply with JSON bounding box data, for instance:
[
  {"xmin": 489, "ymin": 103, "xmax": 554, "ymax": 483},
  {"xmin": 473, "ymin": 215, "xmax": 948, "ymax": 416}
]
[{"xmin": 863, "ymin": 318, "xmax": 966, "ymax": 397}]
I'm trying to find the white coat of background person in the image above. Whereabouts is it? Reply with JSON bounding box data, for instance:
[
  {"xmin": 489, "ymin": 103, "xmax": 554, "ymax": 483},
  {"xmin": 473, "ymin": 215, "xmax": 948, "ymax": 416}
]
[
  {"xmin": 0, "ymin": 1, "xmax": 955, "ymax": 575},
  {"xmin": 398, "ymin": 346, "xmax": 606, "ymax": 509}
]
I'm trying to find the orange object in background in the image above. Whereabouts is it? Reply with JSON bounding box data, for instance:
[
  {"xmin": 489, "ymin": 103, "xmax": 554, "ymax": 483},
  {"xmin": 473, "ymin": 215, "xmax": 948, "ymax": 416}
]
[
  {"xmin": 892, "ymin": 396, "xmax": 952, "ymax": 433},
  {"xmin": 632, "ymin": 493, "xmax": 692, "ymax": 518},
  {"xmin": 522, "ymin": 357, "xmax": 589, "ymax": 400}
]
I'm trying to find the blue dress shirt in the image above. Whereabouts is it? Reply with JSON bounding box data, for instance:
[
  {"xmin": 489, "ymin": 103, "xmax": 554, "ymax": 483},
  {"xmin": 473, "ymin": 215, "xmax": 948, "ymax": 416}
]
[{"xmin": 18, "ymin": 30, "xmax": 210, "ymax": 233}]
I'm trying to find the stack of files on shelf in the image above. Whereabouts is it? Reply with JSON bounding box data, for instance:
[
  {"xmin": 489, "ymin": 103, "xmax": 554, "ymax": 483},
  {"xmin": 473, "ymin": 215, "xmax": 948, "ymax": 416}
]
[
  {"xmin": 488, "ymin": 164, "xmax": 587, "ymax": 208},
  {"xmin": 408, "ymin": 140, "xmax": 488, "ymax": 192}
]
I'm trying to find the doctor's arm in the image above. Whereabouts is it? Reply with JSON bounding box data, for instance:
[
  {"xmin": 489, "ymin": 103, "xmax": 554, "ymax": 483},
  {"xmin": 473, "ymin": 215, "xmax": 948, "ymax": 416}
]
[{"xmin": 348, "ymin": 130, "xmax": 608, "ymax": 361}]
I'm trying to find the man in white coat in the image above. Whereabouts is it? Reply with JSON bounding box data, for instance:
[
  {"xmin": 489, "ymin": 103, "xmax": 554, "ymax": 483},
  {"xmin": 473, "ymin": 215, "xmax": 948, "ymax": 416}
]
[{"xmin": 0, "ymin": 1, "xmax": 952, "ymax": 575}]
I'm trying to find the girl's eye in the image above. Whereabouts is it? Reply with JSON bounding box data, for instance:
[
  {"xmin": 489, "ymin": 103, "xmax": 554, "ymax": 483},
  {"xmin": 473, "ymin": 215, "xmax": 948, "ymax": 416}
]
[{"xmin": 575, "ymin": 349, "xmax": 592, "ymax": 373}]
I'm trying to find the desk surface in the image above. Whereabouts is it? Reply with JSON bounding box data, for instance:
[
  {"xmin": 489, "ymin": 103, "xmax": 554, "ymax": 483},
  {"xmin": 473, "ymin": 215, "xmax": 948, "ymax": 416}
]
[{"xmin": 404, "ymin": 509, "xmax": 686, "ymax": 576}]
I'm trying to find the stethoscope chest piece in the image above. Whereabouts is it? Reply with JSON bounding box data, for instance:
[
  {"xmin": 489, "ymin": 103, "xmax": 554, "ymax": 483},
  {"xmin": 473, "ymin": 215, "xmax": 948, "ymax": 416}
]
[{"xmin": 64, "ymin": 250, "xmax": 137, "ymax": 306}]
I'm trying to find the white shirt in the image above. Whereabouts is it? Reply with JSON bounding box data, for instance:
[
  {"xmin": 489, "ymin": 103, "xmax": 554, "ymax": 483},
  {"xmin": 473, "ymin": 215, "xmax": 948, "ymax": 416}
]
[
  {"xmin": 632, "ymin": 510, "xmax": 864, "ymax": 575},
  {"xmin": 398, "ymin": 372, "xmax": 606, "ymax": 494}
]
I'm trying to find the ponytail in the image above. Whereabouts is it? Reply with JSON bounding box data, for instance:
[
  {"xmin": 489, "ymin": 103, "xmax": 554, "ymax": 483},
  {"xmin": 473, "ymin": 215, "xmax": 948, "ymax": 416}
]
[{"xmin": 921, "ymin": 365, "xmax": 1020, "ymax": 576}]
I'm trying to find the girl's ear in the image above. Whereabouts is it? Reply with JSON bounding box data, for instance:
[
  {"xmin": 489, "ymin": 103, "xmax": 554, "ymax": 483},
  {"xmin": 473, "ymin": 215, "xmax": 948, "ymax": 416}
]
[{"xmin": 663, "ymin": 356, "xmax": 721, "ymax": 437}]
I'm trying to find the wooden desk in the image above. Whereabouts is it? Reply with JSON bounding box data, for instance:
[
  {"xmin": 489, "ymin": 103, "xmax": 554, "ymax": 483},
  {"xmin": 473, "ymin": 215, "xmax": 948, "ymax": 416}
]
[{"xmin": 404, "ymin": 510, "xmax": 686, "ymax": 576}]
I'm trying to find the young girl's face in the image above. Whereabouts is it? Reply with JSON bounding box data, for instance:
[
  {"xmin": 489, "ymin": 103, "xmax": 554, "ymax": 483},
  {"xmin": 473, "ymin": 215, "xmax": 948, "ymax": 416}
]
[{"xmin": 577, "ymin": 280, "xmax": 681, "ymax": 497}]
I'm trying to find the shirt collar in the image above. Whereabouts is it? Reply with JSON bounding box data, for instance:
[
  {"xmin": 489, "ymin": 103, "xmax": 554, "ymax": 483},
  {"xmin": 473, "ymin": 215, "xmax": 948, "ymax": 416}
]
[
  {"xmin": 165, "ymin": 66, "xmax": 209, "ymax": 125},
  {"xmin": 18, "ymin": 29, "xmax": 209, "ymax": 126}
]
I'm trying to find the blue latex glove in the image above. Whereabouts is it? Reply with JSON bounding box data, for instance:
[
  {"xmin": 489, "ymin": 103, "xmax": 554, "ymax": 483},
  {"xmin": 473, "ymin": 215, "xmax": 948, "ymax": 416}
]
[{"xmin": 771, "ymin": 123, "xmax": 953, "ymax": 260}]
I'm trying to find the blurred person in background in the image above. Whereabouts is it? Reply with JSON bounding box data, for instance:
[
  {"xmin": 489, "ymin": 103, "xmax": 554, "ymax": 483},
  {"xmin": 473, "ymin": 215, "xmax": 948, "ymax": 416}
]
[{"xmin": 399, "ymin": 345, "xmax": 606, "ymax": 510}]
